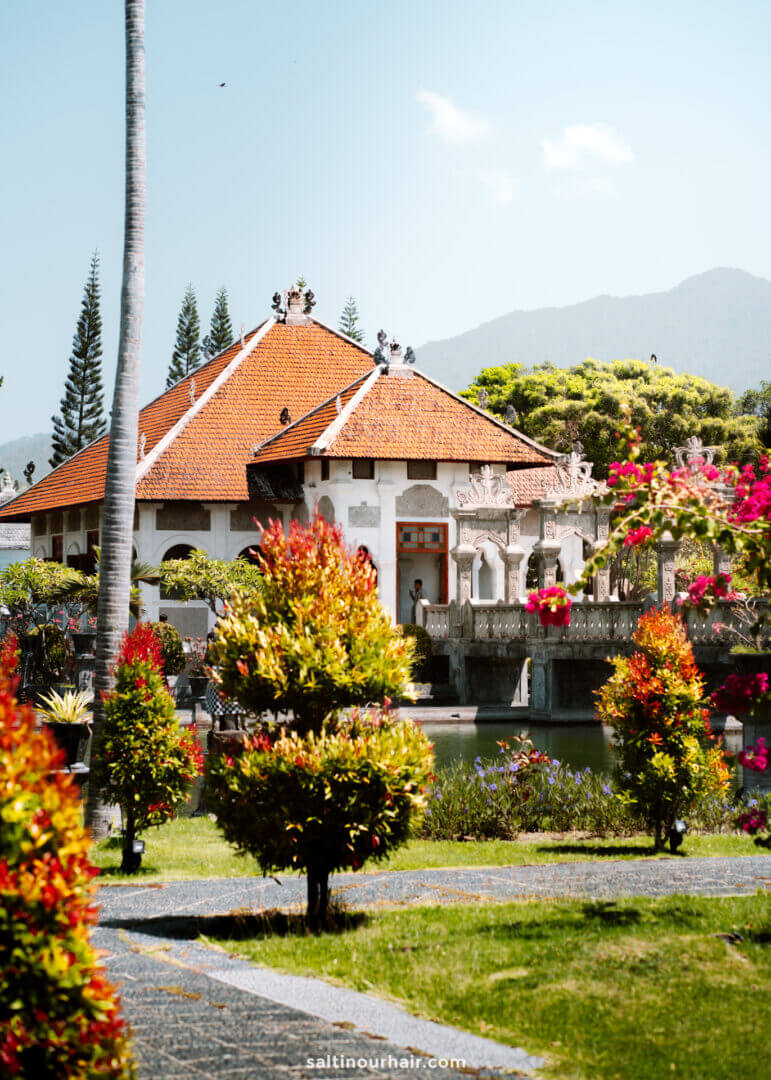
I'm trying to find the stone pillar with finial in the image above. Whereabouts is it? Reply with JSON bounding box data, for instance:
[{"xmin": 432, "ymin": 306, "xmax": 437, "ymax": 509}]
[{"xmin": 656, "ymin": 532, "xmax": 680, "ymax": 605}]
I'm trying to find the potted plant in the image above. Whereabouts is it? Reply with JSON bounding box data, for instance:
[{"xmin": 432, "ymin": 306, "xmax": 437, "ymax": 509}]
[
  {"xmin": 187, "ymin": 636, "xmax": 210, "ymax": 698},
  {"xmin": 37, "ymin": 687, "xmax": 92, "ymax": 768},
  {"xmin": 70, "ymin": 614, "xmax": 98, "ymax": 655},
  {"xmin": 147, "ymin": 619, "xmax": 185, "ymax": 689}
]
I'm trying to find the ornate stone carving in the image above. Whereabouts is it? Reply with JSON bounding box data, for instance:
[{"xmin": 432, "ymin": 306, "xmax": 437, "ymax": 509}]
[
  {"xmin": 674, "ymin": 435, "xmax": 717, "ymax": 472},
  {"xmin": 456, "ymin": 465, "xmax": 516, "ymax": 508},
  {"xmin": 542, "ymin": 442, "xmax": 603, "ymax": 500},
  {"xmin": 348, "ymin": 502, "xmax": 381, "ymax": 528},
  {"xmin": 396, "ymin": 485, "xmax": 448, "ymax": 517}
]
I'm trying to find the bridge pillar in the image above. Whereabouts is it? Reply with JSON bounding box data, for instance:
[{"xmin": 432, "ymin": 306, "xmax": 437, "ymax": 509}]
[{"xmin": 656, "ymin": 532, "xmax": 681, "ymax": 605}]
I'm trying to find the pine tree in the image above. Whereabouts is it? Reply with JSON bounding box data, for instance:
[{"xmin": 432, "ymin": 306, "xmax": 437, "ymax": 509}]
[
  {"xmin": 338, "ymin": 296, "xmax": 365, "ymax": 343},
  {"xmin": 166, "ymin": 284, "xmax": 201, "ymax": 387},
  {"xmin": 207, "ymin": 287, "xmax": 233, "ymax": 356},
  {"xmin": 50, "ymin": 253, "xmax": 106, "ymax": 468}
]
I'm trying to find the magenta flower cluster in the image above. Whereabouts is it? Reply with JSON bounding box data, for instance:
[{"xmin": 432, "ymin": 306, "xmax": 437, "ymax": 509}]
[
  {"xmin": 526, "ymin": 587, "xmax": 572, "ymax": 628},
  {"xmin": 711, "ymin": 673, "xmax": 769, "ymax": 715},
  {"xmin": 737, "ymin": 736, "xmax": 769, "ymax": 773},
  {"xmin": 735, "ymin": 809, "xmax": 768, "ymax": 834},
  {"xmin": 729, "ymin": 456, "xmax": 771, "ymax": 526}
]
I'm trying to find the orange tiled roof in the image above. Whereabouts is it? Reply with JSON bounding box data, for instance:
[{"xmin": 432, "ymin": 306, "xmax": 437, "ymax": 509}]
[
  {"xmin": 0, "ymin": 320, "xmax": 374, "ymax": 520},
  {"xmin": 252, "ymin": 368, "xmax": 556, "ymax": 466},
  {"xmin": 506, "ymin": 465, "xmax": 559, "ymax": 505}
]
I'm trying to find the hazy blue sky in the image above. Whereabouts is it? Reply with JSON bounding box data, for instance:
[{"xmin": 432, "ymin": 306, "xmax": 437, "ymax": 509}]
[{"xmin": 2, "ymin": 0, "xmax": 771, "ymax": 441}]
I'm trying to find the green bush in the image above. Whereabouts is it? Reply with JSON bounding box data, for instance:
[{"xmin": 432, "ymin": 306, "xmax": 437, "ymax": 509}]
[
  {"xmin": 207, "ymin": 709, "xmax": 434, "ymax": 924},
  {"xmin": 400, "ymin": 624, "xmax": 432, "ymax": 682},
  {"xmin": 147, "ymin": 620, "xmax": 185, "ymax": 676},
  {"xmin": 92, "ymin": 624, "xmax": 203, "ymax": 872},
  {"xmin": 0, "ymin": 636, "xmax": 135, "ymax": 1079},
  {"xmin": 596, "ymin": 608, "xmax": 731, "ymax": 849}
]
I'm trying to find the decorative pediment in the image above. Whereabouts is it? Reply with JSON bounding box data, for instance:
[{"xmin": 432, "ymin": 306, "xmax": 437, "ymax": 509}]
[
  {"xmin": 456, "ymin": 465, "xmax": 516, "ymax": 508},
  {"xmin": 542, "ymin": 442, "xmax": 604, "ymax": 500},
  {"xmin": 674, "ymin": 435, "xmax": 717, "ymax": 472}
]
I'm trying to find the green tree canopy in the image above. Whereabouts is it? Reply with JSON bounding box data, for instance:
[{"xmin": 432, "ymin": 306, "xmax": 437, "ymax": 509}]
[
  {"xmin": 737, "ymin": 379, "xmax": 771, "ymax": 448},
  {"xmin": 464, "ymin": 358, "xmax": 761, "ymax": 477},
  {"xmin": 50, "ymin": 252, "xmax": 106, "ymax": 468},
  {"xmin": 166, "ymin": 284, "xmax": 201, "ymax": 388},
  {"xmin": 160, "ymin": 549, "xmax": 263, "ymax": 613},
  {"xmin": 338, "ymin": 296, "xmax": 365, "ymax": 343}
]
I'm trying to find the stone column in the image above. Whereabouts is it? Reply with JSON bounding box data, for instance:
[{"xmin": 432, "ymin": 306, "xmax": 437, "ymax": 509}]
[
  {"xmin": 503, "ymin": 510, "xmax": 525, "ymax": 601},
  {"xmin": 534, "ymin": 540, "xmax": 561, "ymax": 589},
  {"xmin": 503, "ymin": 544, "xmax": 525, "ymax": 602},
  {"xmin": 656, "ymin": 532, "xmax": 681, "ymax": 605},
  {"xmin": 712, "ymin": 544, "xmax": 732, "ymax": 579},
  {"xmin": 451, "ymin": 510, "xmax": 477, "ymax": 605},
  {"xmin": 452, "ymin": 544, "xmax": 475, "ymax": 604}
]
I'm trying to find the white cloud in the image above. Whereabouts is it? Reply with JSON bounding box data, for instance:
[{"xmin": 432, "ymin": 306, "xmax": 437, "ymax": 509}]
[
  {"xmin": 476, "ymin": 168, "xmax": 518, "ymax": 205},
  {"xmin": 542, "ymin": 123, "xmax": 634, "ymax": 170},
  {"xmin": 415, "ymin": 88, "xmax": 493, "ymax": 147}
]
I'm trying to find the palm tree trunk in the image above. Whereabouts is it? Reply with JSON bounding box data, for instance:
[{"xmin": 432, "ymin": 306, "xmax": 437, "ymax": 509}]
[{"xmin": 85, "ymin": 0, "xmax": 146, "ymax": 837}]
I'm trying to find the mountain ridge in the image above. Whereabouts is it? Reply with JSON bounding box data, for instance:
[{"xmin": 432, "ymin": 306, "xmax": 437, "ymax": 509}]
[{"xmin": 417, "ymin": 268, "xmax": 771, "ymax": 394}]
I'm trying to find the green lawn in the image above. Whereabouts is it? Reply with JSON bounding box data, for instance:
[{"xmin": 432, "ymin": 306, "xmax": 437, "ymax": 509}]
[
  {"xmin": 91, "ymin": 816, "xmax": 761, "ymax": 883},
  {"xmin": 207, "ymin": 893, "xmax": 771, "ymax": 1080}
]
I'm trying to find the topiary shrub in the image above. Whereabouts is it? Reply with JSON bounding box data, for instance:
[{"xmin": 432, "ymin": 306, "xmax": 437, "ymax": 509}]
[
  {"xmin": 596, "ymin": 607, "xmax": 731, "ymax": 849},
  {"xmin": 146, "ymin": 620, "xmax": 185, "ymax": 677},
  {"xmin": 92, "ymin": 624, "xmax": 203, "ymax": 872},
  {"xmin": 207, "ymin": 708, "xmax": 434, "ymax": 924},
  {"xmin": 400, "ymin": 623, "xmax": 432, "ymax": 682},
  {"xmin": 210, "ymin": 513, "xmax": 414, "ymax": 734},
  {"xmin": 0, "ymin": 635, "xmax": 135, "ymax": 1079}
]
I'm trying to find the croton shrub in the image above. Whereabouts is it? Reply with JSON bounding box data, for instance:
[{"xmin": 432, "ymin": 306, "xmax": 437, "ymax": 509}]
[
  {"xmin": 207, "ymin": 709, "xmax": 434, "ymax": 923},
  {"xmin": 0, "ymin": 635, "xmax": 135, "ymax": 1079},
  {"xmin": 596, "ymin": 608, "xmax": 731, "ymax": 848},
  {"xmin": 209, "ymin": 513, "xmax": 414, "ymax": 735},
  {"xmin": 146, "ymin": 620, "xmax": 185, "ymax": 678},
  {"xmin": 92, "ymin": 624, "xmax": 203, "ymax": 872}
]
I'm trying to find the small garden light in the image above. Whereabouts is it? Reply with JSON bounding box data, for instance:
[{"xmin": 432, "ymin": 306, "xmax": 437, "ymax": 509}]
[{"xmin": 669, "ymin": 820, "xmax": 687, "ymax": 853}]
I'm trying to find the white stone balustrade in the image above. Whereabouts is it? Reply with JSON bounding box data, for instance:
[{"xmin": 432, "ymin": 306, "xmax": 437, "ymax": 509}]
[{"xmin": 420, "ymin": 599, "xmax": 761, "ymax": 645}]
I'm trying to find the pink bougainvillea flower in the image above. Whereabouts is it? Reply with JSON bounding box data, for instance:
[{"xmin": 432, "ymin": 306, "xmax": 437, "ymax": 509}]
[
  {"xmin": 526, "ymin": 586, "xmax": 572, "ymax": 628},
  {"xmin": 624, "ymin": 525, "xmax": 654, "ymax": 547},
  {"xmin": 737, "ymin": 737, "xmax": 769, "ymax": 773},
  {"xmin": 711, "ymin": 674, "xmax": 769, "ymax": 715}
]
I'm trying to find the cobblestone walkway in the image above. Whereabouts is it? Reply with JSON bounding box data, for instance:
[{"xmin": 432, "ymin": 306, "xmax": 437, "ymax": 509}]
[{"xmin": 98, "ymin": 855, "xmax": 771, "ymax": 1079}]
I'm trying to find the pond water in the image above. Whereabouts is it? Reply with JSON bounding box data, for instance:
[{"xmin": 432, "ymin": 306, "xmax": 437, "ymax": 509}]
[
  {"xmin": 420, "ymin": 722, "xmax": 616, "ymax": 774},
  {"xmin": 420, "ymin": 720, "xmax": 745, "ymax": 781}
]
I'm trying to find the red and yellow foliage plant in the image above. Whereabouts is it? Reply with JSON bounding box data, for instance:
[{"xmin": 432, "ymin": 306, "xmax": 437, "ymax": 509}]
[
  {"xmin": 92, "ymin": 623, "xmax": 203, "ymax": 872},
  {"xmin": 0, "ymin": 635, "xmax": 135, "ymax": 1079},
  {"xmin": 596, "ymin": 608, "xmax": 731, "ymax": 848},
  {"xmin": 206, "ymin": 707, "xmax": 434, "ymax": 924},
  {"xmin": 210, "ymin": 513, "xmax": 414, "ymax": 734}
]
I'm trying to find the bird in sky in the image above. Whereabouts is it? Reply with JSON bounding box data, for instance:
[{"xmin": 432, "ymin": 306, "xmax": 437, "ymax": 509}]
[{"xmin": 219, "ymin": 82, "xmax": 226, "ymax": 87}]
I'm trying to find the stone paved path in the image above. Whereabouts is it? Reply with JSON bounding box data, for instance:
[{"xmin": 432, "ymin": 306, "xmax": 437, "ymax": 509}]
[{"xmin": 98, "ymin": 856, "xmax": 771, "ymax": 1079}]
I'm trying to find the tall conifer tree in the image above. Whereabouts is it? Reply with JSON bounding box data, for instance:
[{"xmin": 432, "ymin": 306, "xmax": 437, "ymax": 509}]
[
  {"xmin": 50, "ymin": 252, "xmax": 106, "ymax": 468},
  {"xmin": 338, "ymin": 296, "xmax": 365, "ymax": 343},
  {"xmin": 166, "ymin": 284, "xmax": 200, "ymax": 387},
  {"xmin": 207, "ymin": 286, "xmax": 234, "ymax": 357}
]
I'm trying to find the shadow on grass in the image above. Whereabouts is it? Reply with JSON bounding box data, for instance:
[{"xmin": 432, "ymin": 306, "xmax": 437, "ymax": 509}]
[
  {"xmin": 102, "ymin": 906, "xmax": 368, "ymax": 941},
  {"xmin": 537, "ymin": 843, "xmax": 680, "ymax": 858}
]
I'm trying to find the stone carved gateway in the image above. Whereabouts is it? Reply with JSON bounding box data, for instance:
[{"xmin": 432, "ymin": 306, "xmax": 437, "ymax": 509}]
[{"xmin": 452, "ymin": 466, "xmax": 524, "ymax": 603}]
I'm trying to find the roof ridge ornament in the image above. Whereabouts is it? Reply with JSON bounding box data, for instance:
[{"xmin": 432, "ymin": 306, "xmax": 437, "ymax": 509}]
[
  {"xmin": 274, "ymin": 280, "xmax": 316, "ymax": 326},
  {"xmin": 373, "ymin": 330, "xmax": 416, "ymax": 375},
  {"xmin": 456, "ymin": 464, "xmax": 516, "ymax": 508}
]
